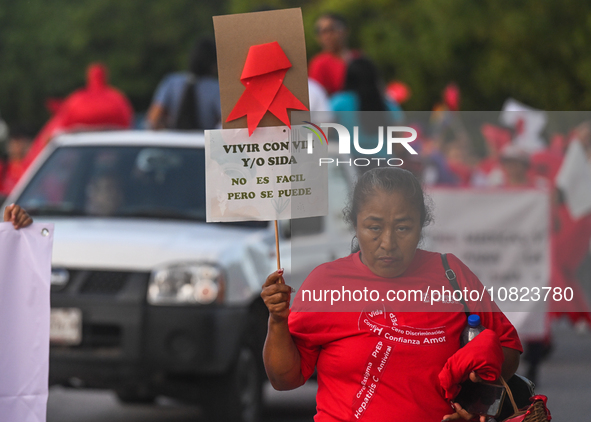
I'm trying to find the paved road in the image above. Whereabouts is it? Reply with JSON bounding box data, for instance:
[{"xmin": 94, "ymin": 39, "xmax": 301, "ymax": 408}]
[
  {"xmin": 47, "ymin": 380, "xmax": 317, "ymax": 422},
  {"xmin": 528, "ymin": 320, "xmax": 591, "ymax": 420},
  {"xmin": 47, "ymin": 321, "xmax": 589, "ymax": 421}
]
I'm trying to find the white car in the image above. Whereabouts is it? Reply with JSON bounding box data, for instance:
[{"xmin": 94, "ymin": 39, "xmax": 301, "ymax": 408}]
[{"xmin": 4, "ymin": 130, "xmax": 354, "ymax": 422}]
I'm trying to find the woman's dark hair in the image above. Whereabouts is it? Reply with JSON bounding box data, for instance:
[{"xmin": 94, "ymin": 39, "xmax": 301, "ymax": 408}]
[
  {"xmin": 189, "ymin": 38, "xmax": 217, "ymax": 77},
  {"xmin": 344, "ymin": 167, "xmax": 433, "ymax": 230},
  {"xmin": 344, "ymin": 57, "xmax": 387, "ymax": 112}
]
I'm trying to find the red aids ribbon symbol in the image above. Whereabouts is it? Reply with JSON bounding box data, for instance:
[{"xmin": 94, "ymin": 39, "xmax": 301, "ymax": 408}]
[{"xmin": 226, "ymin": 41, "xmax": 308, "ymax": 135}]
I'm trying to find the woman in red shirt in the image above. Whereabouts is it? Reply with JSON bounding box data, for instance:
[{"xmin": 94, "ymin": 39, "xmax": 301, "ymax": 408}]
[{"xmin": 261, "ymin": 168, "xmax": 521, "ymax": 422}]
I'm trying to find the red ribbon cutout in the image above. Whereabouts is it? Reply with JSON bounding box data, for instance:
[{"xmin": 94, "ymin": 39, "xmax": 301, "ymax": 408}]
[{"xmin": 226, "ymin": 41, "xmax": 308, "ymax": 135}]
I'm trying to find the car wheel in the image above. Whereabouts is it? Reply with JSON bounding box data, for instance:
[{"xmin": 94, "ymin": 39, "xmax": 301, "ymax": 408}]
[{"xmin": 205, "ymin": 346, "xmax": 263, "ymax": 422}]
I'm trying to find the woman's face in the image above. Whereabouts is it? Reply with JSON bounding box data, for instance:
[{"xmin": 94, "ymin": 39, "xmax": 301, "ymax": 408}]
[{"xmin": 355, "ymin": 189, "xmax": 422, "ymax": 278}]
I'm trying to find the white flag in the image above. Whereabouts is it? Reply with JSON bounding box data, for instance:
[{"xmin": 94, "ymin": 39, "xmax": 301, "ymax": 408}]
[
  {"xmin": 555, "ymin": 140, "xmax": 591, "ymax": 219},
  {"xmin": 0, "ymin": 223, "xmax": 53, "ymax": 422}
]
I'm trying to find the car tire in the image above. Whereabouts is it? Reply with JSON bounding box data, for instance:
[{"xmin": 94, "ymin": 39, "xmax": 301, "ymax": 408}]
[{"xmin": 204, "ymin": 345, "xmax": 263, "ymax": 422}]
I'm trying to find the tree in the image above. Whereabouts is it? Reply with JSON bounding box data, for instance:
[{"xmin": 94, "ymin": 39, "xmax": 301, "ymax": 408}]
[
  {"xmin": 2, "ymin": 0, "xmax": 590, "ymax": 131},
  {"xmin": 230, "ymin": 0, "xmax": 591, "ymax": 111},
  {"xmin": 0, "ymin": 0, "xmax": 225, "ymax": 129}
]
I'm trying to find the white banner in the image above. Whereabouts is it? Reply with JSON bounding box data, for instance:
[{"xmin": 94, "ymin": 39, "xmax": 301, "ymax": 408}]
[
  {"xmin": 205, "ymin": 125, "xmax": 328, "ymax": 222},
  {"xmin": 0, "ymin": 223, "xmax": 53, "ymax": 422},
  {"xmin": 423, "ymin": 189, "xmax": 551, "ymax": 336}
]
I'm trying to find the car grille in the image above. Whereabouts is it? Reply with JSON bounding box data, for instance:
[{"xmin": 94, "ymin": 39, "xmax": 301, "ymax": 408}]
[
  {"xmin": 82, "ymin": 323, "xmax": 122, "ymax": 348},
  {"xmin": 50, "ymin": 270, "xmax": 150, "ymax": 354},
  {"xmin": 80, "ymin": 271, "xmax": 130, "ymax": 295}
]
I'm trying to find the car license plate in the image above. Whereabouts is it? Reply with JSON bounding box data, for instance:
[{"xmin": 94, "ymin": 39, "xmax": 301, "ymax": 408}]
[{"xmin": 50, "ymin": 308, "xmax": 82, "ymax": 345}]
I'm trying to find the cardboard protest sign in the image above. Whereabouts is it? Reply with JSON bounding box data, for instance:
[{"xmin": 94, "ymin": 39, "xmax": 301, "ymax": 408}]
[{"xmin": 207, "ymin": 8, "xmax": 326, "ymax": 222}]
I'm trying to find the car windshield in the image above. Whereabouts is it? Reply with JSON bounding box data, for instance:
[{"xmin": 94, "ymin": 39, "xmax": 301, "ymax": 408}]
[{"xmin": 18, "ymin": 145, "xmax": 209, "ymax": 221}]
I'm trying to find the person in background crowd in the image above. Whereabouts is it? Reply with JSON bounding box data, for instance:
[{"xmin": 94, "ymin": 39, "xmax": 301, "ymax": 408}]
[
  {"xmin": 21, "ymin": 63, "xmax": 134, "ymax": 182},
  {"xmin": 443, "ymin": 140, "xmax": 473, "ymax": 186},
  {"xmin": 414, "ymin": 130, "xmax": 464, "ymax": 187},
  {"xmin": 330, "ymin": 57, "xmax": 403, "ymax": 174},
  {"xmin": 471, "ymin": 124, "xmax": 512, "ymax": 187},
  {"xmin": 493, "ymin": 132, "xmax": 591, "ymax": 384},
  {"xmin": 0, "ymin": 125, "xmax": 34, "ymax": 197},
  {"xmin": 539, "ymin": 121, "xmax": 591, "ymax": 384},
  {"xmin": 147, "ymin": 38, "xmax": 221, "ymax": 130},
  {"xmin": 529, "ymin": 134, "xmax": 564, "ymax": 183},
  {"xmin": 521, "ymin": 183, "xmax": 591, "ymax": 385},
  {"xmin": 261, "ymin": 167, "xmax": 521, "ymax": 422},
  {"xmin": 55, "ymin": 63, "xmax": 134, "ymax": 131},
  {"xmin": 85, "ymin": 171, "xmax": 124, "ymax": 217},
  {"xmin": 493, "ymin": 143, "xmax": 550, "ymax": 384},
  {"xmin": 330, "ymin": 57, "xmax": 403, "ymax": 118},
  {"xmin": 498, "ymin": 144, "xmax": 546, "ymax": 188},
  {"xmin": 308, "ymin": 13, "xmax": 361, "ymax": 96},
  {"xmin": 3, "ymin": 203, "xmax": 32, "ymax": 230}
]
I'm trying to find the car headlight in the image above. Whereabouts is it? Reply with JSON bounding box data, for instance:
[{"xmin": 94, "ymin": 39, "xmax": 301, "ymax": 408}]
[
  {"xmin": 147, "ymin": 264, "xmax": 225, "ymax": 305},
  {"xmin": 51, "ymin": 268, "xmax": 70, "ymax": 289}
]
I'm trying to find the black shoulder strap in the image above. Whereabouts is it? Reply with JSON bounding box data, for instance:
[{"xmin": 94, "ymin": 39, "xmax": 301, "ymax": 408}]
[
  {"xmin": 441, "ymin": 253, "xmax": 470, "ymax": 317},
  {"xmin": 173, "ymin": 74, "xmax": 201, "ymax": 130}
]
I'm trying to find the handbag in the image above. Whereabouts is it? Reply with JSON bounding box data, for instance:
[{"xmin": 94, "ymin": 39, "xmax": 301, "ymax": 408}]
[
  {"xmin": 440, "ymin": 254, "xmax": 552, "ymax": 422},
  {"xmin": 500, "ymin": 377, "xmax": 551, "ymax": 422}
]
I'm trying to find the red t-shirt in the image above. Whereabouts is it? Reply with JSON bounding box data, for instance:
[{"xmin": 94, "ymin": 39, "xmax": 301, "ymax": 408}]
[
  {"xmin": 309, "ymin": 52, "xmax": 347, "ymax": 95},
  {"xmin": 308, "ymin": 51, "xmax": 361, "ymax": 95},
  {"xmin": 288, "ymin": 249, "xmax": 522, "ymax": 422},
  {"xmin": 447, "ymin": 161, "xmax": 473, "ymax": 186}
]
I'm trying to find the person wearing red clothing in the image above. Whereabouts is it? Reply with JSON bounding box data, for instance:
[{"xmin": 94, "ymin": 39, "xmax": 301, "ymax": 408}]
[
  {"xmin": 496, "ymin": 144, "xmax": 548, "ymax": 189},
  {"xmin": 21, "ymin": 63, "xmax": 134, "ymax": 177},
  {"xmin": 472, "ymin": 124, "xmax": 511, "ymax": 187},
  {"xmin": 0, "ymin": 126, "xmax": 33, "ymax": 197},
  {"xmin": 444, "ymin": 141, "xmax": 473, "ymax": 186},
  {"xmin": 308, "ymin": 14, "xmax": 361, "ymax": 95},
  {"xmin": 550, "ymin": 200, "xmax": 591, "ymax": 327},
  {"xmin": 57, "ymin": 63, "xmax": 133, "ymax": 130},
  {"xmin": 261, "ymin": 168, "xmax": 521, "ymax": 422}
]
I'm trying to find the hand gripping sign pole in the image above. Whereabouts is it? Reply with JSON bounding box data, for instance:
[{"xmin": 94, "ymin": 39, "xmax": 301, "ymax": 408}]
[{"xmin": 274, "ymin": 220, "xmax": 281, "ymax": 270}]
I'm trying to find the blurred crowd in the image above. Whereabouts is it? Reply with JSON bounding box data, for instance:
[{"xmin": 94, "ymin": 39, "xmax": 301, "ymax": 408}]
[{"xmin": 1, "ymin": 11, "xmax": 590, "ymax": 357}]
